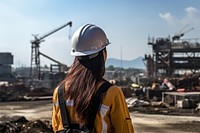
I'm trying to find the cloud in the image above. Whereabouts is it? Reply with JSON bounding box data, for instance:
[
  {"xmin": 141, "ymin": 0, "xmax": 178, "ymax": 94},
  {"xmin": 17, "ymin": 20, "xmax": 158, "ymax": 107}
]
[
  {"xmin": 159, "ymin": 7, "xmax": 200, "ymax": 27},
  {"xmin": 181, "ymin": 7, "xmax": 200, "ymax": 26},
  {"xmin": 185, "ymin": 6, "xmax": 200, "ymax": 15},
  {"xmin": 159, "ymin": 12, "xmax": 177, "ymax": 25}
]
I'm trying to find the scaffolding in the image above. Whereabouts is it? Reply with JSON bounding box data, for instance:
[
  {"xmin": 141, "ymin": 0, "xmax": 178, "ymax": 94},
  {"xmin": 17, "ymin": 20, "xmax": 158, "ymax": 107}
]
[{"xmin": 146, "ymin": 36, "xmax": 200, "ymax": 78}]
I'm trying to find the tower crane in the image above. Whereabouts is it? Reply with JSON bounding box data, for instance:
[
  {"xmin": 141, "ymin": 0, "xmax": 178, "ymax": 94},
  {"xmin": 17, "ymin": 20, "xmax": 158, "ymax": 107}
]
[
  {"xmin": 30, "ymin": 21, "xmax": 72, "ymax": 80},
  {"xmin": 172, "ymin": 25, "xmax": 194, "ymax": 41}
]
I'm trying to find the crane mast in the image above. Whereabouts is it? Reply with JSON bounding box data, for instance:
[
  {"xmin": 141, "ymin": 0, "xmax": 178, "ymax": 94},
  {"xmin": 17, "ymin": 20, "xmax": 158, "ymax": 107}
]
[{"xmin": 30, "ymin": 21, "xmax": 72, "ymax": 80}]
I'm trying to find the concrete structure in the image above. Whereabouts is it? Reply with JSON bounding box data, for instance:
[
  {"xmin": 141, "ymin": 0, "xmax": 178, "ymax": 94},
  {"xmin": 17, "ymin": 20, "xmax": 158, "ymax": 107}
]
[
  {"xmin": 0, "ymin": 65, "xmax": 12, "ymax": 75},
  {"xmin": 0, "ymin": 52, "xmax": 13, "ymax": 75},
  {"xmin": 162, "ymin": 92, "xmax": 200, "ymax": 108},
  {"xmin": 0, "ymin": 52, "xmax": 13, "ymax": 64}
]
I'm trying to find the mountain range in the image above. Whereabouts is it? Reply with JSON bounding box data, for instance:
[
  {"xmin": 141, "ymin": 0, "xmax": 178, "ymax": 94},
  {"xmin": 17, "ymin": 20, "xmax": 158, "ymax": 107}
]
[{"xmin": 105, "ymin": 56, "xmax": 145, "ymax": 69}]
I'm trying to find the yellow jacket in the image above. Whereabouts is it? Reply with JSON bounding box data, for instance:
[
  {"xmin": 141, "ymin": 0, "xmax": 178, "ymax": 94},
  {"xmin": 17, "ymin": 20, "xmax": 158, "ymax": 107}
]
[{"xmin": 52, "ymin": 81, "xmax": 134, "ymax": 133}]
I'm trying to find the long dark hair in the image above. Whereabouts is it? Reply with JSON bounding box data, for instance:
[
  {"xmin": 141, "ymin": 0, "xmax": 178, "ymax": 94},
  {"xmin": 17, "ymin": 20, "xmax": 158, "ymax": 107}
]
[{"xmin": 62, "ymin": 49, "xmax": 105, "ymax": 124}]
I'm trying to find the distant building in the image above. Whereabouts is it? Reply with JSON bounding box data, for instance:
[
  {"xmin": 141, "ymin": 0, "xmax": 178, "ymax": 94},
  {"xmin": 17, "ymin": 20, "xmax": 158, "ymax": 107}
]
[
  {"xmin": 104, "ymin": 70, "xmax": 115, "ymax": 81},
  {"xmin": 0, "ymin": 52, "xmax": 16, "ymax": 82},
  {"xmin": 0, "ymin": 52, "xmax": 13, "ymax": 75},
  {"xmin": 104, "ymin": 69, "xmax": 127, "ymax": 83},
  {"xmin": 14, "ymin": 67, "xmax": 31, "ymax": 79}
]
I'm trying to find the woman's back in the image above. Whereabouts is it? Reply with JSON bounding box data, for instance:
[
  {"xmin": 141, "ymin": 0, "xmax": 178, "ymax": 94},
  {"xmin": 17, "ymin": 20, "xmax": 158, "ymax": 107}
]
[{"xmin": 52, "ymin": 80, "xmax": 134, "ymax": 133}]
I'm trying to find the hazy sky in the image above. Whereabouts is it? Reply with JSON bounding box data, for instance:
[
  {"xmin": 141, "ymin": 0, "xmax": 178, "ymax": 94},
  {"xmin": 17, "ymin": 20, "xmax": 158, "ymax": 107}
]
[{"xmin": 1, "ymin": 0, "xmax": 200, "ymax": 67}]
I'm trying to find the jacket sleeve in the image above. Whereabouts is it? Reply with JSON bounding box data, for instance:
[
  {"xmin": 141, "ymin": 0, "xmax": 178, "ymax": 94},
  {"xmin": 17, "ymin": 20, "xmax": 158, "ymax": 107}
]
[
  {"xmin": 110, "ymin": 86, "xmax": 134, "ymax": 133},
  {"xmin": 52, "ymin": 87, "xmax": 62, "ymax": 133}
]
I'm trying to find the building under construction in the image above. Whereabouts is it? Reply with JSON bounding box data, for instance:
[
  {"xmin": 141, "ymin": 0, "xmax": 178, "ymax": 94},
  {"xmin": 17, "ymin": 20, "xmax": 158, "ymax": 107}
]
[{"xmin": 145, "ymin": 27, "xmax": 200, "ymax": 78}]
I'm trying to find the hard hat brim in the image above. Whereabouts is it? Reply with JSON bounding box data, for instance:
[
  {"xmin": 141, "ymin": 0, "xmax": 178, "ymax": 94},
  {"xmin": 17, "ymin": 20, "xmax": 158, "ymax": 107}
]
[{"xmin": 70, "ymin": 45, "xmax": 108, "ymax": 56}]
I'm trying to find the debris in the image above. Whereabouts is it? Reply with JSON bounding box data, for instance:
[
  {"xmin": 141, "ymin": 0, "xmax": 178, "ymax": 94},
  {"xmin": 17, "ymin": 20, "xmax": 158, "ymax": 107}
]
[{"xmin": 0, "ymin": 115, "xmax": 53, "ymax": 133}]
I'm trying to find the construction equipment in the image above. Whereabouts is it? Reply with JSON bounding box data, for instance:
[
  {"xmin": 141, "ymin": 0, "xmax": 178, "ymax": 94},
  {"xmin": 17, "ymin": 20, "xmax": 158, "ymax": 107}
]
[
  {"xmin": 172, "ymin": 25, "xmax": 194, "ymax": 41},
  {"xmin": 30, "ymin": 21, "xmax": 72, "ymax": 80}
]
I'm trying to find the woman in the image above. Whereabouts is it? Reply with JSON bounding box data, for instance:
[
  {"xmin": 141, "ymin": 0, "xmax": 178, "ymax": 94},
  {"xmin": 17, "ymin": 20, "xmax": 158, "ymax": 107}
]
[{"xmin": 52, "ymin": 24, "xmax": 134, "ymax": 133}]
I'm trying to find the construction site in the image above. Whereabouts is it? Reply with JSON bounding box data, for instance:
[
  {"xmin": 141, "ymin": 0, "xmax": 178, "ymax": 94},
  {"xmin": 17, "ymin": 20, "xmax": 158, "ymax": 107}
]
[
  {"xmin": 142, "ymin": 25, "xmax": 200, "ymax": 108},
  {"xmin": 0, "ymin": 21, "xmax": 72, "ymax": 102},
  {"xmin": 1, "ymin": 23, "xmax": 200, "ymax": 133}
]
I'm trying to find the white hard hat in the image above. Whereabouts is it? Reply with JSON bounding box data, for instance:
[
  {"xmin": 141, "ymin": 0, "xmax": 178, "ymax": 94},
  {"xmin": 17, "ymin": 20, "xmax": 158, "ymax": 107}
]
[{"xmin": 70, "ymin": 24, "xmax": 110, "ymax": 57}]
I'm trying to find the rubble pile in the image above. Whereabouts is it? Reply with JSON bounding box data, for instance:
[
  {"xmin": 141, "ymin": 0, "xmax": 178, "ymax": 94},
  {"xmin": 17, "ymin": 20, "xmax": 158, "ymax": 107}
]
[
  {"xmin": 0, "ymin": 83, "xmax": 29, "ymax": 102},
  {"xmin": 0, "ymin": 82, "xmax": 54, "ymax": 102},
  {"xmin": 126, "ymin": 97, "xmax": 200, "ymax": 116},
  {"xmin": 0, "ymin": 115, "xmax": 53, "ymax": 133},
  {"xmin": 175, "ymin": 73, "xmax": 200, "ymax": 91}
]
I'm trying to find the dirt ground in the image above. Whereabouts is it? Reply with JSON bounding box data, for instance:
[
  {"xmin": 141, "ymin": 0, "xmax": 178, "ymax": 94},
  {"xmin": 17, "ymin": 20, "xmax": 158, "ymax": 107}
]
[
  {"xmin": 131, "ymin": 112, "xmax": 200, "ymax": 133},
  {"xmin": 0, "ymin": 100, "xmax": 200, "ymax": 133}
]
